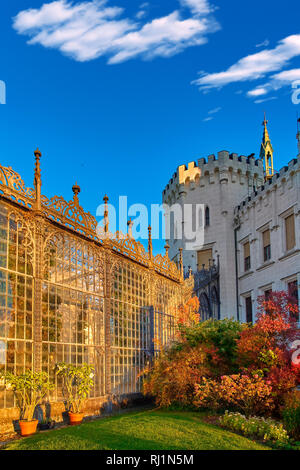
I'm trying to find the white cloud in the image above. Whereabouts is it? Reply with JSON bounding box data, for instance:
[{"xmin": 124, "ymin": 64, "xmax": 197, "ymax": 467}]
[
  {"xmin": 247, "ymin": 87, "xmax": 268, "ymax": 97},
  {"xmin": 256, "ymin": 39, "xmax": 269, "ymax": 48},
  {"xmin": 13, "ymin": 0, "xmax": 220, "ymax": 64},
  {"xmin": 202, "ymin": 105, "xmax": 221, "ymax": 122},
  {"xmin": 136, "ymin": 10, "xmax": 147, "ymax": 20},
  {"xmin": 254, "ymin": 96, "xmax": 278, "ymax": 104},
  {"xmin": 247, "ymin": 68, "xmax": 300, "ymax": 97},
  {"xmin": 136, "ymin": 2, "xmax": 149, "ymax": 20},
  {"xmin": 108, "ymin": 11, "xmax": 216, "ymax": 64},
  {"xmin": 193, "ymin": 34, "xmax": 300, "ymax": 90},
  {"xmin": 208, "ymin": 106, "xmax": 221, "ymax": 114},
  {"xmin": 272, "ymin": 68, "xmax": 300, "ymax": 84},
  {"xmin": 179, "ymin": 0, "xmax": 214, "ymax": 16}
]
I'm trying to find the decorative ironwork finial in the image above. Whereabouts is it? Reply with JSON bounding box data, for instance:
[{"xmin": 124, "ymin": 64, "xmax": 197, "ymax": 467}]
[
  {"xmin": 164, "ymin": 242, "xmax": 170, "ymax": 258},
  {"xmin": 127, "ymin": 218, "xmax": 134, "ymax": 238},
  {"xmin": 179, "ymin": 248, "xmax": 183, "ymax": 278},
  {"xmin": 34, "ymin": 147, "xmax": 42, "ymax": 211},
  {"xmin": 148, "ymin": 225, "xmax": 153, "ymax": 260},
  {"xmin": 103, "ymin": 194, "xmax": 109, "ymax": 234},
  {"xmin": 34, "ymin": 148, "xmax": 42, "ymax": 158},
  {"xmin": 72, "ymin": 182, "xmax": 81, "ymax": 199}
]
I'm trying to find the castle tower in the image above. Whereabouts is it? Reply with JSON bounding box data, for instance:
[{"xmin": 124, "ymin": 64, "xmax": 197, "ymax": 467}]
[
  {"xmin": 260, "ymin": 113, "xmax": 274, "ymax": 180},
  {"xmin": 162, "ymin": 151, "xmax": 265, "ymax": 320}
]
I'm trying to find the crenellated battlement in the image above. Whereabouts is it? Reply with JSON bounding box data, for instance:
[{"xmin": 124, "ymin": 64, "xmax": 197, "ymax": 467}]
[
  {"xmin": 234, "ymin": 156, "xmax": 300, "ymax": 217},
  {"xmin": 163, "ymin": 150, "xmax": 264, "ymax": 203}
]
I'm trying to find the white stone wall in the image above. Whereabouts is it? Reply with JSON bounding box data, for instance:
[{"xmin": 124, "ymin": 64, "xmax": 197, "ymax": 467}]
[
  {"xmin": 163, "ymin": 151, "xmax": 265, "ymax": 319},
  {"xmin": 235, "ymin": 156, "xmax": 300, "ymax": 322}
]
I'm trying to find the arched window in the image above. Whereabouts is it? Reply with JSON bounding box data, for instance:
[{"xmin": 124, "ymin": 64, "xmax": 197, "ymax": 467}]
[
  {"xmin": 205, "ymin": 206, "xmax": 210, "ymax": 227},
  {"xmin": 211, "ymin": 287, "xmax": 220, "ymax": 320},
  {"xmin": 199, "ymin": 293, "xmax": 211, "ymax": 321}
]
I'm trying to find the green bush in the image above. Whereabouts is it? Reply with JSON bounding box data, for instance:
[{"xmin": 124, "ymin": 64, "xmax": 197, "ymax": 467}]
[
  {"xmin": 143, "ymin": 319, "xmax": 246, "ymax": 407},
  {"xmin": 0, "ymin": 370, "xmax": 54, "ymax": 421},
  {"xmin": 282, "ymin": 406, "xmax": 300, "ymax": 439},
  {"xmin": 220, "ymin": 411, "xmax": 289, "ymax": 443},
  {"xmin": 55, "ymin": 363, "xmax": 94, "ymax": 414},
  {"xmin": 178, "ymin": 319, "xmax": 245, "ymax": 373}
]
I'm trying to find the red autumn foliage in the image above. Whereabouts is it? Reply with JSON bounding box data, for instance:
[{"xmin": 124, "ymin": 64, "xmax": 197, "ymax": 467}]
[
  {"xmin": 237, "ymin": 292, "xmax": 300, "ymax": 410},
  {"xmin": 143, "ymin": 291, "xmax": 300, "ymax": 416}
]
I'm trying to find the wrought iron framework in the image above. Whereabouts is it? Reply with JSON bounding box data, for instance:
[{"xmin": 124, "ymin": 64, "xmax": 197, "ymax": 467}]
[
  {"xmin": 0, "ymin": 150, "xmax": 184, "ymax": 408},
  {"xmin": 187, "ymin": 258, "xmax": 220, "ymax": 321}
]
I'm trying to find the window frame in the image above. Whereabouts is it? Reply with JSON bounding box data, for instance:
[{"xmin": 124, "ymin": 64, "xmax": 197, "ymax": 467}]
[
  {"xmin": 284, "ymin": 213, "xmax": 296, "ymax": 253},
  {"xmin": 243, "ymin": 241, "xmax": 251, "ymax": 272}
]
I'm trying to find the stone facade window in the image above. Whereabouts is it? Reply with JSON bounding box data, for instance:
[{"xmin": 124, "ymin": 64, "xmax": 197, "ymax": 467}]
[
  {"xmin": 245, "ymin": 296, "xmax": 253, "ymax": 323},
  {"xmin": 197, "ymin": 249, "xmax": 212, "ymax": 270},
  {"xmin": 285, "ymin": 214, "xmax": 296, "ymax": 252},
  {"xmin": 263, "ymin": 229, "xmax": 271, "ymax": 262},
  {"xmin": 205, "ymin": 206, "xmax": 210, "ymax": 227},
  {"xmin": 243, "ymin": 242, "xmax": 251, "ymax": 272},
  {"xmin": 265, "ymin": 289, "xmax": 272, "ymax": 300}
]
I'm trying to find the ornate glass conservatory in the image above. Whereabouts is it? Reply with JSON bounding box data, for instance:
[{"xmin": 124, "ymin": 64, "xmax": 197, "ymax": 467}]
[{"xmin": 0, "ymin": 149, "xmax": 185, "ymax": 415}]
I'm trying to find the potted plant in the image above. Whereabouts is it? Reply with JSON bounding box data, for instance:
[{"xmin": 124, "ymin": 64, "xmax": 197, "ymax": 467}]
[
  {"xmin": 55, "ymin": 363, "xmax": 94, "ymax": 425},
  {"xmin": 0, "ymin": 370, "xmax": 54, "ymax": 436}
]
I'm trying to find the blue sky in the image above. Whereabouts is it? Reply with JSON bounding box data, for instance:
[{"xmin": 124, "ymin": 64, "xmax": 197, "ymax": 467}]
[{"xmin": 0, "ymin": 0, "xmax": 300, "ymax": 254}]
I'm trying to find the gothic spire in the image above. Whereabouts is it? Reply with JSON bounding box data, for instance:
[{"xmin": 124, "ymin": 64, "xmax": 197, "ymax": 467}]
[{"xmin": 260, "ymin": 113, "xmax": 274, "ymax": 180}]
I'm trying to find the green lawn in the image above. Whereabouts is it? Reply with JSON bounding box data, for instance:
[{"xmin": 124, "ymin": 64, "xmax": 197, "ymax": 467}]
[{"xmin": 3, "ymin": 410, "xmax": 270, "ymax": 450}]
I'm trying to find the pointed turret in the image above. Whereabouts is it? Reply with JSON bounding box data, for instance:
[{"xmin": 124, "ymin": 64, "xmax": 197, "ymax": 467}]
[{"xmin": 260, "ymin": 113, "xmax": 274, "ymax": 180}]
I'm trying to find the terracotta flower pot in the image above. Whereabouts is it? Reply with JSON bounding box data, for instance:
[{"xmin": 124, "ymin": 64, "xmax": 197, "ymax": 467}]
[
  {"xmin": 19, "ymin": 419, "xmax": 38, "ymax": 437},
  {"xmin": 68, "ymin": 412, "xmax": 84, "ymax": 426}
]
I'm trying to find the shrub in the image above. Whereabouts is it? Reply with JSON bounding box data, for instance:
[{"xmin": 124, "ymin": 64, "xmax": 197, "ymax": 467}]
[
  {"xmin": 143, "ymin": 317, "xmax": 245, "ymax": 408},
  {"xmin": 55, "ymin": 363, "xmax": 94, "ymax": 413},
  {"xmin": 220, "ymin": 411, "xmax": 289, "ymax": 443},
  {"xmin": 143, "ymin": 291, "xmax": 300, "ymax": 416},
  {"xmin": 194, "ymin": 374, "xmax": 274, "ymax": 416},
  {"xmin": 237, "ymin": 292, "xmax": 300, "ymax": 372},
  {"xmin": 143, "ymin": 344, "xmax": 210, "ymax": 407},
  {"xmin": 178, "ymin": 318, "xmax": 245, "ymax": 375},
  {"xmin": 281, "ymin": 392, "xmax": 300, "ymax": 439},
  {"xmin": 267, "ymin": 366, "xmax": 298, "ymax": 411},
  {"xmin": 176, "ymin": 297, "xmax": 200, "ymax": 327},
  {"xmin": 192, "ymin": 377, "xmax": 220, "ymax": 410},
  {"xmin": 236, "ymin": 292, "xmax": 300, "ymax": 412},
  {"xmin": 0, "ymin": 370, "xmax": 54, "ymax": 421}
]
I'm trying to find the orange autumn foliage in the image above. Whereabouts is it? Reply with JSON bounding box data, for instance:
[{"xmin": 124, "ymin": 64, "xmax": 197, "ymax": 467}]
[
  {"xmin": 176, "ymin": 296, "xmax": 200, "ymax": 328},
  {"xmin": 194, "ymin": 374, "xmax": 274, "ymax": 417},
  {"xmin": 143, "ymin": 343, "xmax": 211, "ymax": 407}
]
